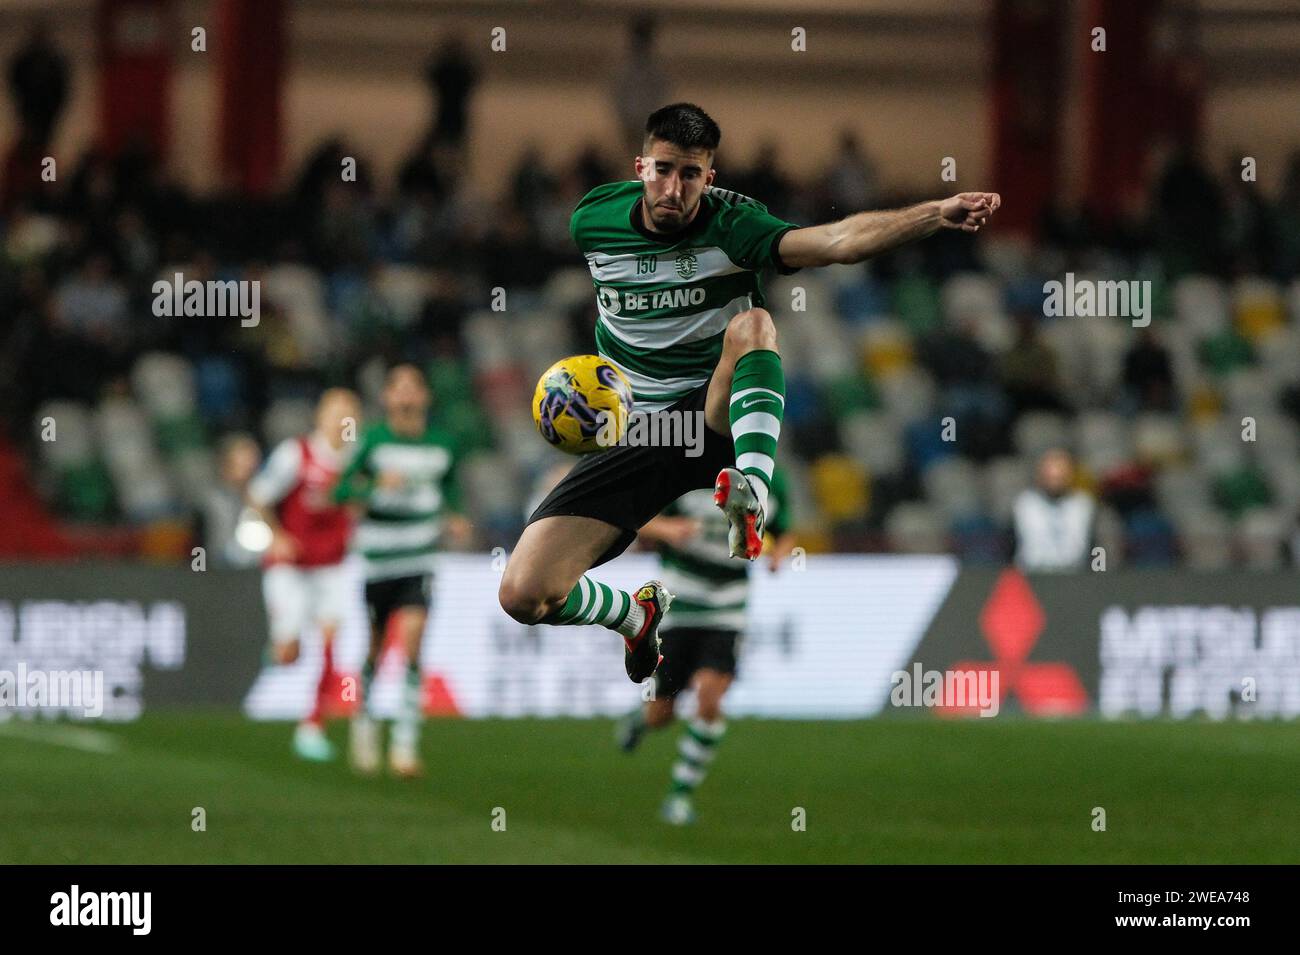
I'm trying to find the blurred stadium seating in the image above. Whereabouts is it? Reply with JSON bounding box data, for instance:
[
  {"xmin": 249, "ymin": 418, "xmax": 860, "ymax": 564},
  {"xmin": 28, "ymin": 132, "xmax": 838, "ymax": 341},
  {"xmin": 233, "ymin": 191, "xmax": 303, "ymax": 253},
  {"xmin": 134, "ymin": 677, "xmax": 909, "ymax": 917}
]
[
  {"xmin": 7, "ymin": 145, "xmax": 1300, "ymax": 566},
  {"xmin": 3, "ymin": 1, "xmax": 1300, "ymax": 568}
]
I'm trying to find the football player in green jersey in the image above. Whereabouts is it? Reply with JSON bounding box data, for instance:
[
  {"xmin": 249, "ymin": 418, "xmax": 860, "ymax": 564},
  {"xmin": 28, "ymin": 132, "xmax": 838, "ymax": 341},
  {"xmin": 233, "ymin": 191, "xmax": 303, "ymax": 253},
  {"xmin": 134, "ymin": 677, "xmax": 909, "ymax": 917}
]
[
  {"xmin": 618, "ymin": 471, "xmax": 795, "ymax": 825},
  {"xmin": 335, "ymin": 364, "xmax": 471, "ymax": 778},
  {"xmin": 500, "ymin": 102, "xmax": 999, "ymax": 684}
]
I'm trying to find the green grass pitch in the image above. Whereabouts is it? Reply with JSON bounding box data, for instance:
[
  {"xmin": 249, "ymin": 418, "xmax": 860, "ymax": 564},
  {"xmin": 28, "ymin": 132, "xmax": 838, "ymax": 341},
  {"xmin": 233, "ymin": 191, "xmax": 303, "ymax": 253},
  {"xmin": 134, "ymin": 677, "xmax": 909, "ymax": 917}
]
[{"xmin": 1, "ymin": 713, "xmax": 1295, "ymax": 864}]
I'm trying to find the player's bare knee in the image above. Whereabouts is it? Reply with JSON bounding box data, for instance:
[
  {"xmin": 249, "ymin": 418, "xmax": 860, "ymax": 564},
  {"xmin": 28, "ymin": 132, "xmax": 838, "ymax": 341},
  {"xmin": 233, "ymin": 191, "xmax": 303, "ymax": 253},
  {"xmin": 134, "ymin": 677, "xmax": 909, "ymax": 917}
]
[
  {"xmin": 724, "ymin": 308, "xmax": 777, "ymax": 354},
  {"xmin": 274, "ymin": 641, "xmax": 300, "ymax": 665},
  {"xmin": 497, "ymin": 575, "xmax": 560, "ymax": 625}
]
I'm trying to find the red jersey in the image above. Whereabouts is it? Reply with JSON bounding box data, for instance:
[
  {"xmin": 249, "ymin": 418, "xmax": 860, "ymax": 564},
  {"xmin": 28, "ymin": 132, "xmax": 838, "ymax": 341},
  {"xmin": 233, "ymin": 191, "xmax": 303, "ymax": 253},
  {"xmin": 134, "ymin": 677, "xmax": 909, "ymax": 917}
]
[{"xmin": 250, "ymin": 434, "xmax": 351, "ymax": 567}]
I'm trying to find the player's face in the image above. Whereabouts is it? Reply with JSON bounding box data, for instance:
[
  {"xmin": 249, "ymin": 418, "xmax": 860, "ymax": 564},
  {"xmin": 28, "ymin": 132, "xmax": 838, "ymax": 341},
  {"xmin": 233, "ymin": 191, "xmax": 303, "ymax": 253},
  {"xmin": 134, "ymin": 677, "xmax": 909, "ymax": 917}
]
[
  {"xmin": 636, "ymin": 140, "xmax": 715, "ymax": 232},
  {"xmin": 1038, "ymin": 452, "xmax": 1072, "ymax": 495},
  {"xmin": 317, "ymin": 391, "xmax": 360, "ymax": 446},
  {"xmin": 222, "ymin": 441, "xmax": 260, "ymax": 485},
  {"xmin": 383, "ymin": 369, "xmax": 430, "ymax": 420}
]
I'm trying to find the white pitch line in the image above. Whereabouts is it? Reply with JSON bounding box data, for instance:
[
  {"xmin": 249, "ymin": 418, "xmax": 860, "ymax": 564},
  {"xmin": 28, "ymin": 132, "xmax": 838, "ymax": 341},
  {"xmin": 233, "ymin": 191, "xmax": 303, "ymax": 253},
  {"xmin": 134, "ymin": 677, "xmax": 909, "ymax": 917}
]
[{"xmin": 0, "ymin": 720, "xmax": 122, "ymax": 754}]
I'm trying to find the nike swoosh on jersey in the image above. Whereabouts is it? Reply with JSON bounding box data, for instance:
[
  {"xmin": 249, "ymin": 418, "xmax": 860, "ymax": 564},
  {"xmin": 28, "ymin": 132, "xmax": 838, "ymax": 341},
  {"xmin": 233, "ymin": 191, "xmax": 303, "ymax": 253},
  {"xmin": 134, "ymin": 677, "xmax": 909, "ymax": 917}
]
[{"xmin": 740, "ymin": 397, "xmax": 778, "ymax": 409}]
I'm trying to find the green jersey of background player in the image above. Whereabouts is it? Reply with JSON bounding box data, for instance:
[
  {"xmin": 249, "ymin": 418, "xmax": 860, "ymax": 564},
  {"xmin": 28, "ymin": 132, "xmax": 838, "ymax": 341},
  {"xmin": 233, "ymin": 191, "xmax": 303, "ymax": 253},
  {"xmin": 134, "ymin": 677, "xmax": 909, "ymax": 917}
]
[
  {"xmin": 619, "ymin": 470, "xmax": 794, "ymax": 826},
  {"xmin": 499, "ymin": 102, "xmax": 1000, "ymax": 688},
  {"xmin": 334, "ymin": 363, "xmax": 471, "ymax": 779}
]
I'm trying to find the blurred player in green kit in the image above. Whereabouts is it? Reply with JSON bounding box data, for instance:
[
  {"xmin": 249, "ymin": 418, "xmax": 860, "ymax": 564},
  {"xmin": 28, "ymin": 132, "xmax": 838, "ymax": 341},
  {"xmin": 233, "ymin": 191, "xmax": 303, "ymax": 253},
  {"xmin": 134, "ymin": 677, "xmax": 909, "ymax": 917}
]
[{"xmin": 617, "ymin": 470, "xmax": 794, "ymax": 824}]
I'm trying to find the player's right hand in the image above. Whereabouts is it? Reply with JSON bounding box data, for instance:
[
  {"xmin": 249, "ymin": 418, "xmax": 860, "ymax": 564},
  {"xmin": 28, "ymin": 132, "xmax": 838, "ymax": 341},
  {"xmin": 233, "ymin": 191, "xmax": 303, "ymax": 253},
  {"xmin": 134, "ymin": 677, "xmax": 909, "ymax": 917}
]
[
  {"xmin": 376, "ymin": 470, "xmax": 406, "ymax": 491},
  {"xmin": 268, "ymin": 532, "xmax": 300, "ymax": 562},
  {"xmin": 939, "ymin": 192, "xmax": 1001, "ymax": 232}
]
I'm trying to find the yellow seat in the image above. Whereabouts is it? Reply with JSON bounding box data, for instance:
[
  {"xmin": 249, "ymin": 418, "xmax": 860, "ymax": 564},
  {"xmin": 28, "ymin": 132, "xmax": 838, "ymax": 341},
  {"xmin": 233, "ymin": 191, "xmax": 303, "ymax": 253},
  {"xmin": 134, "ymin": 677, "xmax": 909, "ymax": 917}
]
[{"xmin": 810, "ymin": 454, "xmax": 870, "ymax": 522}]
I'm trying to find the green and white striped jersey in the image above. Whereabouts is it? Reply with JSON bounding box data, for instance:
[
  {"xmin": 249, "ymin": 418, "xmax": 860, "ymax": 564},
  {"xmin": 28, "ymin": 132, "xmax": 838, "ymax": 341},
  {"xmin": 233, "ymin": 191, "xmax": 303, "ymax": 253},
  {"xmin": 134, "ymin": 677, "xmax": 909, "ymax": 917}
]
[
  {"xmin": 333, "ymin": 421, "xmax": 461, "ymax": 581},
  {"xmin": 571, "ymin": 181, "xmax": 799, "ymax": 412},
  {"xmin": 657, "ymin": 471, "xmax": 790, "ymax": 632}
]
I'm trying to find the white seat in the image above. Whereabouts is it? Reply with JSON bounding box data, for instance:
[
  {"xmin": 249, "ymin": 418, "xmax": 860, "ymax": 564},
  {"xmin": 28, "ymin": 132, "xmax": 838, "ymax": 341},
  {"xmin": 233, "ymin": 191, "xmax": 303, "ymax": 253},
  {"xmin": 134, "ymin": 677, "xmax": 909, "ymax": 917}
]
[
  {"xmin": 877, "ymin": 368, "xmax": 936, "ymax": 426},
  {"xmin": 1258, "ymin": 355, "xmax": 1300, "ymax": 405},
  {"xmin": 921, "ymin": 457, "xmax": 983, "ymax": 520},
  {"xmin": 885, "ymin": 502, "xmax": 949, "ymax": 554},
  {"xmin": 1191, "ymin": 417, "xmax": 1246, "ymax": 475},
  {"xmin": 1013, "ymin": 411, "xmax": 1070, "ymax": 459},
  {"xmin": 261, "ymin": 263, "xmax": 333, "ymax": 366},
  {"xmin": 114, "ymin": 467, "xmax": 178, "ymax": 522},
  {"xmin": 839, "ymin": 410, "xmax": 904, "ymax": 478},
  {"xmin": 34, "ymin": 400, "xmax": 95, "ymax": 469},
  {"xmin": 1075, "ymin": 410, "xmax": 1132, "ymax": 475},
  {"xmin": 941, "ymin": 272, "xmax": 1002, "ymax": 324},
  {"xmin": 1235, "ymin": 507, "xmax": 1287, "ymax": 570},
  {"xmin": 1221, "ymin": 369, "xmax": 1277, "ymax": 420},
  {"xmin": 95, "ymin": 396, "xmax": 156, "ymax": 471},
  {"xmin": 373, "ymin": 264, "xmax": 431, "ymax": 327},
  {"xmin": 463, "ymin": 310, "xmax": 514, "ymax": 371},
  {"xmin": 972, "ymin": 310, "xmax": 1014, "ymax": 355},
  {"xmin": 1172, "ymin": 274, "xmax": 1230, "ymax": 337},
  {"xmin": 982, "ymin": 456, "xmax": 1031, "ymax": 524},
  {"xmin": 1154, "ymin": 466, "xmax": 1214, "ymax": 517},
  {"xmin": 941, "ymin": 272, "xmax": 1013, "ymax": 354},
  {"xmin": 807, "ymin": 325, "xmax": 859, "ymax": 383},
  {"xmin": 1251, "ymin": 413, "xmax": 1300, "ymax": 461},
  {"xmin": 1259, "ymin": 457, "xmax": 1300, "ymax": 520},
  {"xmin": 1132, "ymin": 413, "xmax": 1186, "ymax": 465},
  {"xmin": 1175, "ymin": 509, "xmax": 1232, "ymax": 570},
  {"xmin": 131, "ymin": 352, "xmax": 197, "ymax": 419}
]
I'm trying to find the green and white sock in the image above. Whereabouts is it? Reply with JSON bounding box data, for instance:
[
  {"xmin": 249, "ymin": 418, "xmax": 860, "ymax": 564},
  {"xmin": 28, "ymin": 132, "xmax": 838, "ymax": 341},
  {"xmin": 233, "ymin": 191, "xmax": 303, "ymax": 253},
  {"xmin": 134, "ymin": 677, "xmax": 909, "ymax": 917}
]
[
  {"xmin": 729, "ymin": 349, "xmax": 785, "ymax": 515},
  {"xmin": 391, "ymin": 661, "xmax": 422, "ymax": 751},
  {"xmin": 540, "ymin": 576, "xmax": 644, "ymax": 637},
  {"xmin": 669, "ymin": 717, "xmax": 726, "ymax": 795}
]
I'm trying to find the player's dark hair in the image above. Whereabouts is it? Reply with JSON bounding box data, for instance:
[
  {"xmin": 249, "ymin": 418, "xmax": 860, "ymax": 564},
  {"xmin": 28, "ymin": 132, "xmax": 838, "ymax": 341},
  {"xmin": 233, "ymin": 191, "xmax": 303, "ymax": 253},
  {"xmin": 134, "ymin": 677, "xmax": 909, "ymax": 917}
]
[
  {"xmin": 385, "ymin": 361, "xmax": 428, "ymax": 388},
  {"xmin": 644, "ymin": 103, "xmax": 721, "ymax": 153}
]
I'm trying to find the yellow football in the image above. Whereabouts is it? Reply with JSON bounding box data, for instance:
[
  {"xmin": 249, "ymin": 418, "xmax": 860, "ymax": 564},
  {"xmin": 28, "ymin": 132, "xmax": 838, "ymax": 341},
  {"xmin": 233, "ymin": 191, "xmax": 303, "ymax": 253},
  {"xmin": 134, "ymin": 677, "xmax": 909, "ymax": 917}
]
[{"xmin": 532, "ymin": 355, "xmax": 634, "ymax": 454}]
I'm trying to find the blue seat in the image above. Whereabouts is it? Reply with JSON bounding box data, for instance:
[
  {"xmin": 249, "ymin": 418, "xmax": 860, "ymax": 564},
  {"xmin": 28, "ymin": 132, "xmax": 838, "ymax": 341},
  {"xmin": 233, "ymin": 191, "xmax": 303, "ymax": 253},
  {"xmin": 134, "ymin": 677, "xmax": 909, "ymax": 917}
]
[{"xmin": 1123, "ymin": 508, "xmax": 1177, "ymax": 566}]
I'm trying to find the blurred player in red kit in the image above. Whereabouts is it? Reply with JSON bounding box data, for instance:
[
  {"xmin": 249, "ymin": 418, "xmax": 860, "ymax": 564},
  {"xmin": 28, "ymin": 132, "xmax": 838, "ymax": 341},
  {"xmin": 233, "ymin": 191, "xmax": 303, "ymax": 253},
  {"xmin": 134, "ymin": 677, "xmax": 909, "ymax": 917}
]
[{"xmin": 246, "ymin": 388, "xmax": 363, "ymax": 761}]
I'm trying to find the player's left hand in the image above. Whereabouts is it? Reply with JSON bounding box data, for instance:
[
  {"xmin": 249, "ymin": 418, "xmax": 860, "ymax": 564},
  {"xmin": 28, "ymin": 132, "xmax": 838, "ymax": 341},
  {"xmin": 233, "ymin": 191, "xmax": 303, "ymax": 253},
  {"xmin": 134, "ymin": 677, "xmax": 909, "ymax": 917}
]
[{"xmin": 939, "ymin": 192, "xmax": 1001, "ymax": 233}]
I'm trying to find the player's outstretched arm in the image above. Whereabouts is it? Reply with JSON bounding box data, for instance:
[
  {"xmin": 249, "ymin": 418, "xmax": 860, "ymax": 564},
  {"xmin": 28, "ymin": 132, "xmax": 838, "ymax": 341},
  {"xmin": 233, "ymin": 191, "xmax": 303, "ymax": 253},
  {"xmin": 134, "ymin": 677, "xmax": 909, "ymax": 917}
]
[{"xmin": 777, "ymin": 192, "xmax": 1001, "ymax": 269}]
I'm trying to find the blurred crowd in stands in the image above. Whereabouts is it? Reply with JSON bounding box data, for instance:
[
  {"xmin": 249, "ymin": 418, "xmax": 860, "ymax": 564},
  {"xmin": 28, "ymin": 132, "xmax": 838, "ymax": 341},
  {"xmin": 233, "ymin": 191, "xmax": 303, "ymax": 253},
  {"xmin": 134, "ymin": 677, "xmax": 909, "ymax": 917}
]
[{"xmin": 4, "ymin": 21, "xmax": 1300, "ymax": 567}]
